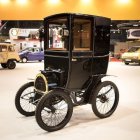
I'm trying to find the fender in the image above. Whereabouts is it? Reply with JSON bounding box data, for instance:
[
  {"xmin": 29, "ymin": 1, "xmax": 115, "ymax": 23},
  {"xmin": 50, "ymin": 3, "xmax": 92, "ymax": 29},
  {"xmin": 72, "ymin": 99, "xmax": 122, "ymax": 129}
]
[
  {"xmin": 84, "ymin": 74, "xmax": 117, "ymax": 103},
  {"xmin": 91, "ymin": 74, "xmax": 117, "ymax": 87}
]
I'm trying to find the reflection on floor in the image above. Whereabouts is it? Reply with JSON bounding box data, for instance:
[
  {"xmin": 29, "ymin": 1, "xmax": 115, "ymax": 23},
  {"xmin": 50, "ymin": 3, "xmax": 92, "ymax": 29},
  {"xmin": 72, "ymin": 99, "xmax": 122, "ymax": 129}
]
[{"xmin": 0, "ymin": 62, "xmax": 140, "ymax": 140}]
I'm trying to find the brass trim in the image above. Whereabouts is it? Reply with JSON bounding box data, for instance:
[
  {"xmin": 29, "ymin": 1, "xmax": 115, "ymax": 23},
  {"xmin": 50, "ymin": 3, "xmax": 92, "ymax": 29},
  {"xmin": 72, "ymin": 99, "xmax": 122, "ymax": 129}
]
[{"xmin": 34, "ymin": 73, "xmax": 48, "ymax": 94}]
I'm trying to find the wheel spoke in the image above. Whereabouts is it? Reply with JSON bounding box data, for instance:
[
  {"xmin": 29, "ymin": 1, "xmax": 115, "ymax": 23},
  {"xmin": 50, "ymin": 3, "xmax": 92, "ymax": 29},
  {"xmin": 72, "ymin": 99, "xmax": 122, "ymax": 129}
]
[
  {"xmin": 21, "ymin": 92, "xmax": 35, "ymax": 99},
  {"xmin": 96, "ymin": 84, "xmax": 116, "ymax": 115},
  {"xmin": 41, "ymin": 96, "xmax": 68, "ymax": 126},
  {"xmin": 20, "ymin": 86, "xmax": 36, "ymax": 113}
]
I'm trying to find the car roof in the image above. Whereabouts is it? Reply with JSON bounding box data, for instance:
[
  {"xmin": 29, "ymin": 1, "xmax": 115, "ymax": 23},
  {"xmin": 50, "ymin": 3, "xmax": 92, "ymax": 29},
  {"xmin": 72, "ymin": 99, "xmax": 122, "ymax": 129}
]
[
  {"xmin": 0, "ymin": 43, "xmax": 13, "ymax": 46},
  {"xmin": 132, "ymin": 46, "xmax": 140, "ymax": 48}
]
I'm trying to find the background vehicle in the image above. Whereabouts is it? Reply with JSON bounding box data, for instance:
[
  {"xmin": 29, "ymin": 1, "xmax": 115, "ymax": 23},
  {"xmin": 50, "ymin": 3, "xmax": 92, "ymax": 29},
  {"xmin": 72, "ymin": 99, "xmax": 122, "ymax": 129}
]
[
  {"xmin": 0, "ymin": 43, "xmax": 20, "ymax": 69},
  {"xmin": 18, "ymin": 47, "xmax": 44, "ymax": 63},
  {"xmin": 15, "ymin": 13, "xmax": 119, "ymax": 132},
  {"xmin": 121, "ymin": 46, "xmax": 140, "ymax": 65}
]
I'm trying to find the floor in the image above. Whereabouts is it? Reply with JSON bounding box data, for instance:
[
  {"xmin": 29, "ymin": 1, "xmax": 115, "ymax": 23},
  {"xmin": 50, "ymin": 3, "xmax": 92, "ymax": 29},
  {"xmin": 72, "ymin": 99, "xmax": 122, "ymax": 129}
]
[{"xmin": 0, "ymin": 62, "xmax": 140, "ymax": 140}]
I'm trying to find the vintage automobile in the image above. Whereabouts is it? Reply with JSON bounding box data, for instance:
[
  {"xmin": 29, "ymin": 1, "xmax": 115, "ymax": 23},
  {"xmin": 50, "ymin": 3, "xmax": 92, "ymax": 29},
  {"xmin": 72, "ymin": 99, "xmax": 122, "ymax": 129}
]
[
  {"xmin": 121, "ymin": 46, "xmax": 140, "ymax": 65},
  {"xmin": 0, "ymin": 43, "xmax": 20, "ymax": 69},
  {"xmin": 18, "ymin": 47, "xmax": 44, "ymax": 63},
  {"xmin": 15, "ymin": 13, "xmax": 119, "ymax": 132}
]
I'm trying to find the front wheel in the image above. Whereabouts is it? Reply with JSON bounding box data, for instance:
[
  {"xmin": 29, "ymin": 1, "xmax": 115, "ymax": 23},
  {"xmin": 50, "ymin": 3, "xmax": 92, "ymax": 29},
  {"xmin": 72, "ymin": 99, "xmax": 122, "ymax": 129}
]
[
  {"xmin": 125, "ymin": 62, "xmax": 129, "ymax": 65},
  {"xmin": 15, "ymin": 82, "xmax": 42, "ymax": 116},
  {"xmin": 7, "ymin": 60, "xmax": 16, "ymax": 69},
  {"xmin": 35, "ymin": 90, "xmax": 73, "ymax": 132},
  {"xmin": 91, "ymin": 81, "xmax": 119, "ymax": 118}
]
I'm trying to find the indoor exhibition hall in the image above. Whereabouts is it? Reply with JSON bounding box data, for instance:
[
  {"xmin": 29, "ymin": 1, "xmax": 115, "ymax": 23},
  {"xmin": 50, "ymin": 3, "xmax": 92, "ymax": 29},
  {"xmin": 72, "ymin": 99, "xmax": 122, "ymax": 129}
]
[{"xmin": 0, "ymin": 0, "xmax": 140, "ymax": 140}]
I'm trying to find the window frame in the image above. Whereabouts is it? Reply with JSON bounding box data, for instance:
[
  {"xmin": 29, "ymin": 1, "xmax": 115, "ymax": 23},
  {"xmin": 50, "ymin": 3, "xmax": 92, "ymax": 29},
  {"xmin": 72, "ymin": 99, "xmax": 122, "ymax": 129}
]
[
  {"xmin": 72, "ymin": 16, "xmax": 93, "ymax": 52},
  {"xmin": 45, "ymin": 15, "xmax": 70, "ymax": 51}
]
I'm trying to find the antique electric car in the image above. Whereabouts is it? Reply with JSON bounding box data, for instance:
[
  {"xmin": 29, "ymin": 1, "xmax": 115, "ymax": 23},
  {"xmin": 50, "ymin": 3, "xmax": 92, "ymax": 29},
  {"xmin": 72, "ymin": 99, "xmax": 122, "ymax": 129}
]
[{"xmin": 15, "ymin": 13, "xmax": 119, "ymax": 132}]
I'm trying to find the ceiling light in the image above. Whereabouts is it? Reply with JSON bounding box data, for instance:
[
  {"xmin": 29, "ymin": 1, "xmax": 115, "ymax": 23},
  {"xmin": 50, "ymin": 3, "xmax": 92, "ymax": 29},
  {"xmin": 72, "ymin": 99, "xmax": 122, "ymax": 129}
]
[
  {"xmin": 81, "ymin": 0, "xmax": 91, "ymax": 4},
  {"xmin": 117, "ymin": 0, "xmax": 130, "ymax": 4},
  {"xmin": 0, "ymin": 0, "xmax": 10, "ymax": 4},
  {"xmin": 16, "ymin": 0, "xmax": 28, "ymax": 5},
  {"xmin": 48, "ymin": 0, "xmax": 60, "ymax": 4}
]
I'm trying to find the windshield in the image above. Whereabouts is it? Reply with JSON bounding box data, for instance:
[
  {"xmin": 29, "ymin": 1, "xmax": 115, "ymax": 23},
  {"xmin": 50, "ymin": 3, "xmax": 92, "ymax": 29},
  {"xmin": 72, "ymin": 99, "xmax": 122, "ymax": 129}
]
[
  {"xmin": 128, "ymin": 47, "xmax": 140, "ymax": 52},
  {"xmin": 47, "ymin": 16, "xmax": 69, "ymax": 51},
  {"xmin": 21, "ymin": 48, "xmax": 29, "ymax": 51},
  {"xmin": 21, "ymin": 47, "xmax": 35, "ymax": 52}
]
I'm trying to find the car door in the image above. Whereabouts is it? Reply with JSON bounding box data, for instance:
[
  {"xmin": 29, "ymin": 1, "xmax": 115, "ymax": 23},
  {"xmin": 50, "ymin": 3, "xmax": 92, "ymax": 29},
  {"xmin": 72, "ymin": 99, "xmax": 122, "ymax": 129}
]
[
  {"xmin": 0, "ymin": 45, "xmax": 8, "ymax": 63},
  {"xmin": 67, "ymin": 17, "xmax": 93, "ymax": 89},
  {"xmin": 37, "ymin": 49, "xmax": 44, "ymax": 60},
  {"xmin": 34, "ymin": 48, "xmax": 43, "ymax": 60},
  {"xmin": 27, "ymin": 48, "xmax": 38, "ymax": 61}
]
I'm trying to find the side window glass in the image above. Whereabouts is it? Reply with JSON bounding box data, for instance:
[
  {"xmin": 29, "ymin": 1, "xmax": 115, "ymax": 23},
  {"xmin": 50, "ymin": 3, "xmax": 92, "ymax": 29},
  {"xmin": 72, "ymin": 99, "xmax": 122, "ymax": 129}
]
[
  {"xmin": 35, "ymin": 49, "xmax": 39, "ymax": 52},
  {"xmin": 8, "ymin": 46, "xmax": 14, "ymax": 52},
  {"xmin": 2, "ymin": 46, "xmax": 7, "ymax": 52},
  {"xmin": 73, "ymin": 18, "xmax": 91, "ymax": 51},
  {"xmin": 47, "ymin": 16, "xmax": 69, "ymax": 50}
]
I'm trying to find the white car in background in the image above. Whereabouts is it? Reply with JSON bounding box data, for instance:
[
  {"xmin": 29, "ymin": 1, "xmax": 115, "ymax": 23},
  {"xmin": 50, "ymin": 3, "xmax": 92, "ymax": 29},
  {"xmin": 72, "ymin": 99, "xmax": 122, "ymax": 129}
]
[{"xmin": 121, "ymin": 46, "xmax": 140, "ymax": 65}]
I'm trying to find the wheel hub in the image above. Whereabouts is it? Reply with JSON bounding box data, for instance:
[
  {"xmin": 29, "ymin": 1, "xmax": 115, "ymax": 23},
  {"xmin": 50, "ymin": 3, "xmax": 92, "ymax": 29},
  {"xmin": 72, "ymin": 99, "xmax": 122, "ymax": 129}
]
[
  {"xmin": 29, "ymin": 97, "xmax": 34, "ymax": 103},
  {"xmin": 99, "ymin": 94, "xmax": 108, "ymax": 103}
]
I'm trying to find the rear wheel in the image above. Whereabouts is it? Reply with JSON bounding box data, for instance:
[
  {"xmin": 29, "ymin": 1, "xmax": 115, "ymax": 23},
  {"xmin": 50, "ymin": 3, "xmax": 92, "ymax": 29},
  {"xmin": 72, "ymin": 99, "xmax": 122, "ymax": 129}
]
[
  {"xmin": 7, "ymin": 60, "xmax": 16, "ymax": 69},
  {"xmin": 125, "ymin": 62, "xmax": 129, "ymax": 65},
  {"xmin": 1, "ymin": 63, "xmax": 7, "ymax": 68},
  {"xmin": 22, "ymin": 57, "xmax": 28, "ymax": 63},
  {"xmin": 35, "ymin": 90, "xmax": 73, "ymax": 132},
  {"xmin": 15, "ymin": 82, "xmax": 42, "ymax": 116},
  {"xmin": 91, "ymin": 81, "xmax": 119, "ymax": 118}
]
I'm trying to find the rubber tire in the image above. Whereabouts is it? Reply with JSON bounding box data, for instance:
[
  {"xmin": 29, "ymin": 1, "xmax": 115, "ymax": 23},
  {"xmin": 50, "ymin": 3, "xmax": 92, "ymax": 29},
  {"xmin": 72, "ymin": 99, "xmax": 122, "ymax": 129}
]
[
  {"xmin": 7, "ymin": 60, "xmax": 16, "ymax": 69},
  {"xmin": 91, "ymin": 81, "xmax": 119, "ymax": 118},
  {"xmin": 125, "ymin": 62, "xmax": 129, "ymax": 65},
  {"xmin": 22, "ymin": 57, "xmax": 28, "ymax": 63},
  {"xmin": 1, "ymin": 63, "xmax": 7, "ymax": 68},
  {"xmin": 35, "ymin": 90, "xmax": 73, "ymax": 132},
  {"xmin": 15, "ymin": 82, "xmax": 36, "ymax": 116}
]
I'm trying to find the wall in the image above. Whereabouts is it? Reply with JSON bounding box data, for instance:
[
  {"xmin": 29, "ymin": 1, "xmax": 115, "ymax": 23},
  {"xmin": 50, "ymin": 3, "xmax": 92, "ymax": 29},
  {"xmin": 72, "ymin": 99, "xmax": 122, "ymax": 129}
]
[{"xmin": 0, "ymin": 0, "xmax": 140, "ymax": 20}]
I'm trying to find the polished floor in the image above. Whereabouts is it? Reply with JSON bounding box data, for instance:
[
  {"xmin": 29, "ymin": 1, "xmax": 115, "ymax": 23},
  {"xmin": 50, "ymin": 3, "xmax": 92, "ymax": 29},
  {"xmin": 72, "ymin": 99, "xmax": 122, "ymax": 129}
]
[{"xmin": 0, "ymin": 62, "xmax": 140, "ymax": 140}]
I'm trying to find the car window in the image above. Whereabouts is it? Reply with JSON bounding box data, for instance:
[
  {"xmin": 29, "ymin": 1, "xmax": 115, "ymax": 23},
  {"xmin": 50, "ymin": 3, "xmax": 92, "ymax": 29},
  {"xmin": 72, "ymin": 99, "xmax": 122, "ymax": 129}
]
[
  {"xmin": 22, "ymin": 48, "xmax": 29, "ymax": 51},
  {"xmin": 47, "ymin": 16, "xmax": 69, "ymax": 51},
  {"xmin": 35, "ymin": 48, "xmax": 39, "ymax": 52},
  {"xmin": 0, "ymin": 46, "xmax": 7, "ymax": 52},
  {"xmin": 28, "ymin": 48, "xmax": 33, "ymax": 52},
  {"xmin": 128, "ymin": 47, "xmax": 140, "ymax": 52},
  {"xmin": 73, "ymin": 18, "xmax": 91, "ymax": 51},
  {"xmin": 8, "ymin": 46, "xmax": 15, "ymax": 52}
]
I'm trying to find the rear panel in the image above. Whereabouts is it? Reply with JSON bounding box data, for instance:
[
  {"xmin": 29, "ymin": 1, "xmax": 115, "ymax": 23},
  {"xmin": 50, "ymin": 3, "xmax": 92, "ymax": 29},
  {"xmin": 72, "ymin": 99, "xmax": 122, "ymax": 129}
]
[{"xmin": 92, "ymin": 16, "xmax": 111, "ymax": 75}]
